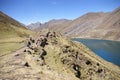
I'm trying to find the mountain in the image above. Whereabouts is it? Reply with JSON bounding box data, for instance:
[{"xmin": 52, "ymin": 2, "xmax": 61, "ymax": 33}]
[
  {"xmin": 0, "ymin": 11, "xmax": 33, "ymax": 56},
  {"xmin": 53, "ymin": 7, "xmax": 120, "ymax": 41},
  {"xmin": 82, "ymin": 7, "xmax": 120, "ymax": 40},
  {"xmin": 1, "ymin": 29, "xmax": 120, "ymax": 80},
  {"xmin": 31, "ymin": 7, "xmax": 120, "ymax": 41},
  {"xmin": 27, "ymin": 22, "xmax": 42, "ymax": 30},
  {"xmin": 30, "ymin": 12, "xmax": 109, "ymax": 38},
  {"xmin": 62, "ymin": 12, "xmax": 109, "ymax": 37},
  {"xmin": 28, "ymin": 19, "xmax": 71, "ymax": 31},
  {"xmin": 40, "ymin": 19, "xmax": 71, "ymax": 31}
]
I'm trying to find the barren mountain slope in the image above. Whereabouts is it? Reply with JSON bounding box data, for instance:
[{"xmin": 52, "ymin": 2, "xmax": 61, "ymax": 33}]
[
  {"xmin": 62, "ymin": 12, "xmax": 108, "ymax": 37},
  {"xmin": 81, "ymin": 7, "xmax": 120, "ymax": 40}
]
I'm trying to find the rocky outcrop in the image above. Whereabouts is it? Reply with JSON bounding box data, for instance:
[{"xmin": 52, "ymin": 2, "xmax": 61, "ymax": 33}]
[{"xmin": 23, "ymin": 29, "xmax": 120, "ymax": 80}]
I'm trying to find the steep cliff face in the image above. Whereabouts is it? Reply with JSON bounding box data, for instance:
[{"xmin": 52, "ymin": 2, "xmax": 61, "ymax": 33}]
[{"xmin": 1, "ymin": 29, "xmax": 119, "ymax": 80}]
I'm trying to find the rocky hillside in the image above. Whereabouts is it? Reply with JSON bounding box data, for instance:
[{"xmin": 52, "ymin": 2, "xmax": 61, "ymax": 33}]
[
  {"xmin": 30, "ymin": 7, "xmax": 120, "ymax": 41},
  {"xmin": 1, "ymin": 29, "xmax": 120, "ymax": 80}
]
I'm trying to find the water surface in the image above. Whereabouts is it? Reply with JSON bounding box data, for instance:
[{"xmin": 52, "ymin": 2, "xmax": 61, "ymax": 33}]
[{"xmin": 73, "ymin": 38, "xmax": 120, "ymax": 66}]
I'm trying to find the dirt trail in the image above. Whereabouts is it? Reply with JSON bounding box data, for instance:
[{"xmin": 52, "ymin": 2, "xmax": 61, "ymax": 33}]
[
  {"xmin": 0, "ymin": 47, "xmax": 74, "ymax": 80},
  {"xmin": 0, "ymin": 47, "xmax": 26, "ymax": 65},
  {"xmin": 0, "ymin": 47, "xmax": 41, "ymax": 80}
]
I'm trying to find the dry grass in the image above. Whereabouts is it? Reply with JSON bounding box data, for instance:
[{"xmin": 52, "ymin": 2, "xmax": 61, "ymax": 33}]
[
  {"xmin": 0, "ymin": 37, "xmax": 27, "ymax": 56},
  {"xmin": 0, "ymin": 20, "xmax": 34, "ymax": 55},
  {"xmin": 0, "ymin": 24, "xmax": 33, "ymax": 56},
  {"xmin": 0, "ymin": 42, "xmax": 24, "ymax": 56}
]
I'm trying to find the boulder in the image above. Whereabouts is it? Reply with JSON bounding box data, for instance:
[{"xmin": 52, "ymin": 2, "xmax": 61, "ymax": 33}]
[{"xmin": 21, "ymin": 62, "xmax": 30, "ymax": 67}]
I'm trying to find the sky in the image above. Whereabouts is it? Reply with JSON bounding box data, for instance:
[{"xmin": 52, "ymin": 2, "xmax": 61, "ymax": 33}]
[{"xmin": 0, "ymin": 0, "xmax": 120, "ymax": 25}]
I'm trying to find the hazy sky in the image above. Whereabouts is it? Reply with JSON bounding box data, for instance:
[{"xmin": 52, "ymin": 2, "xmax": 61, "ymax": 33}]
[{"xmin": 0, "ymin": 0, "xmax": 120, "ymax": 25}]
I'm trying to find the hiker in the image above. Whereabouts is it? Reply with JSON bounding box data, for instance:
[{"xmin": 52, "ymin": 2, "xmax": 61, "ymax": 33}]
[{"xmin": 30, "ymin": 36, "xmax": 35, "ymax": 43}]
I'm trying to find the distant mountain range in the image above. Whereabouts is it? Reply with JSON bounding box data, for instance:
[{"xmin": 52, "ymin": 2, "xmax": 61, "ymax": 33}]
[
  {"xmin": 27, "ymin": 22, "xmax": 42, "ymax": 30},
  {"xmin": 27, "ymin": 7, "xmax": 120, "ymax": 41}
]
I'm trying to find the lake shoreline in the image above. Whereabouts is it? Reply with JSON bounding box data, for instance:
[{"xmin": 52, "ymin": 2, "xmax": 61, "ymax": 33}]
[
  {"xmin": 71, "ymin": 37, "xmax": 120, "ymax": 42},
  {"xmin": 72, "ymin": 38, "xmax": 120, "ymax": 66}
]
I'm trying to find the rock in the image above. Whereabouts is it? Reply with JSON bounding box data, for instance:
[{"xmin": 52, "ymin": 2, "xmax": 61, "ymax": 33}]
[
  {"xmin": 33, "ymin": 47, "xmax": 38, "ymax": 52},
  {"xmin": 21, "ymin": 62, "xmax": 30, "ymax": 67},
  {"xmin": 53, "ymin": 32, "xmax": 56, "ymax": 37},
  {"xmin": 97, "ymin": 63, "xmax": 100, "ymax": 66},
  {"xmin": 14, "ymin": 53, "xmax": 19, "ymax": 56},
  {"xmin": 27, "ymin": 41, "xmax": 31, "ymax": 48},
  {"xmin": 34, "ymin": 58, "xmax": 40, "ymax": 62},
  {"xmin": 71, "ymin": 64, "xmax": 81, "ymax": 78},
  {"xmin": 86, "ymin": 60, "xmax": 92, "ymax": 65},
  {"xmin": 30, "ymin": 37, "xmax": 35, "ymax": 43},
  {"xmin": 75, "ymin": 70, "xmax": 81, "ymax": 78},
  {"xmin": 23, "ymin": 49, "xmax": 26, "ymax": 52},
  {"xmin": 40, "ymin": 49, "xmax": 47, "ymax": 60},
  {"xmin": 39, "ymin": 59, "xmax": 46, "ymax": 66},
  {"xmin": 40, "ymin": 38, "xmax": 48, "ymax": 48},
  {"xmin": 72, "ymin": 64, "xmax": 80, "ymax": 71},
  {"xmin": 65, "ymin": 45, "xmax": 70, "ymax": 48},
  {"xmin": 27, "ymin": 50, "xmax": 32, "ymax": 54},
  {"xmin": 46, "ymin": 32, "xmax": 51, "ymax": 37},
  {"xmin": 97, "ymin": 68, "xmax": 103, "ymax": 73}
]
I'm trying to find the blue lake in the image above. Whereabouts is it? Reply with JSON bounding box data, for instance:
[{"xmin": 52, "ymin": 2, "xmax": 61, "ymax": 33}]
[{"xmin": 73, "ymin": 38, "xmax": 120, "ymax": 66}]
